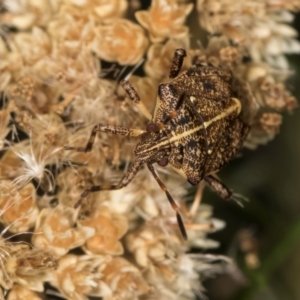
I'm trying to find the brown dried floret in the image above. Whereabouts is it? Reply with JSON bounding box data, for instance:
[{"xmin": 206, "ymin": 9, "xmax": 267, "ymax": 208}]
[
  {"xmin": 259, "ymin": 78, "xmax": 298, "ymax": 112},
  {"xmin": 50, "ymin": 254, "xmax": 112, "ymax": 299},
  {"xmin": 258, "ymin": 112, "xmax": 283, "ymax": 135},
  {"xmin": 0, "ymin": 241, "xmax": 58, "ymax": 291},
  {"xmin": 7, "ymin": 284, "xmax": 42, "ymax": 300},
  {"xmin": 0, "ymin": 149, "xmax": 23, "ymax": 180},
  {"xmin": 8, "ymin": 76, "xmax": 62, "ymax": 115},
  {"xmin": 102, "ymin": 257, "xmax": 150, "ymax": 299},
  {"xmin": 136, "ymin": 0, "xmax": 193, "ymax": 43},
  {"xmin": 32, "ymin": 205, "xmax": 95, "ymax": 256},
  {"xmin": 189, "ymin": 35, "xmax": 245, "ymax": 70},
  {"xmin": 125, "ymin": 226, "xmax": 181, "ymax": 271},
  {"xmin": 240, "ymin": 63, "xmax": 298, "ymax": 112},
  {"xmin": 244, "ymin": 112, "xmax": 283, "ymax": 149},
  {"xmin": 144, "ymin": 253, "xmax": 231, "ymax": 299},
  {"xmin": 8, "ymin": 27, "xmax": 51, "ymax": 66},
  {"xmin": 92, "ymin": 19, "xmax": 149, "ymax": 65},
  {"xmin": 47, "ymin": 10, "xmax": 94, "ymax": 56},
  {"xmin": 0, "ymin": 181, "xmax": 39, "ymax": 233},
  {"xmin": 2, "ymin": 0, "xmax": 59, "ymax": 30},
  {"xmin": 0, "ymin": 38, "xmax": 23, "ymax": 91},
  {"xmin": 196, "ymin": 0, "xmax": 300, "ymax": 69},
  {"xmin": 79, "ymin": 205, "xmax": 128, "ymax": 255},
  {"xmin": 64, "ymin": 0, "xmax": 128, "ymax": 22}
]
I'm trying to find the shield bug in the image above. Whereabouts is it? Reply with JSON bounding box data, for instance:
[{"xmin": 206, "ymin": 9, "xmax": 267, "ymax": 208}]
[{"xmin": 65, "ymin": 48, "xmax": 249, "ymax": 240}]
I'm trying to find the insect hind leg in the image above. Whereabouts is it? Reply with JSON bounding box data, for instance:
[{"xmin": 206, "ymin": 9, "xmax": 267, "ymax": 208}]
[
  {"xmin": 147, "ymin": 163, "xmax": 188, "ymax": 240},
  {"xmin": 204, "ymin": 175, "xmax": 248, "ymax": 207}
]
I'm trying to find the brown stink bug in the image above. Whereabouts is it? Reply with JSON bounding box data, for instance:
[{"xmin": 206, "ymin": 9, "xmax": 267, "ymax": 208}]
[{"xmin": 65, "ymin": 48, "xmax": 250, "ymax": 240}]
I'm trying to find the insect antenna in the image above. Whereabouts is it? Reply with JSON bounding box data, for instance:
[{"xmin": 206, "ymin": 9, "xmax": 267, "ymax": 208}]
[{"xmin": 147, "ymin": 163, "xmax": 188, "ymax": 240}]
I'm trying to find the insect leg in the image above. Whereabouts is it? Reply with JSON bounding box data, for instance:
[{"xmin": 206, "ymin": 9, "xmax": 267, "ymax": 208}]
[
  {"xmin": 147, "ymin": 163, "xmax": 188, "ymax": 240},
  {"xmin": 65, "ymin": 124, "xmax": 145, "ymax": 152},
  {"xmin": 204, "ymin": 175, "xmax": 232, "ymax": 199},
  {"xmin": 121, "ymin": 79, "xmax": 152, "ymax": 120},
  {"xmin": 169, "ymin": 48, "xmax": 186, "ymax": 79},
  {"xmin": 75, "ymin": 161, "xmax": 142, "ymax": 208},
  {"xmin": 204, "ymin": 175, "xmax": 249, "ymax": 206}
]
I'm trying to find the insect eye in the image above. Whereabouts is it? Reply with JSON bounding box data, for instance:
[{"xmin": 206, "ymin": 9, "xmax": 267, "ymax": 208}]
[
  {"xmin": 146, "ymin": 122, "xmax": 159, "ymax": 133},
  {"xmin": 158, "ymin": 157, "xmax": 168, "ymax": 167}
]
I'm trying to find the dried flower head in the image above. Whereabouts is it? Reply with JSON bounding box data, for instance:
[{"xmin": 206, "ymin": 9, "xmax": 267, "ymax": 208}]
[
  {"xmin": 136, "ymin": 0, "xmax": 193, "ymax": 43},
  {"xmin": 32, "ymin": 205, "xmax": 94, "ymax": 256},
  {"xmin": 126, "ymin": 226, "xmax": 181, "ymax": 270},
  {"xmin": 65, "ymin": 0, "xmax": 128, "ymax": 22},
  {"xmin": 0, "ymin": 240, "xmax": 58, "ymax": 291},
  {"xmin": 79, "ymin": 205, "xmax": 128, "ymax": 255},
  {"xmin": 50, "ymin": 254, "xmax": 112, "ymax": 299},
  {"xmin": 7, "ymin": 284, "xmax": 42, "ymax": 300},
  {"xmin": 92, "ymin": 19, "xmax": 149, "ymax": 65},
  {"xmin": 8, "ymin": 27, "xmax": 51, "ymax": 67},
  {"xmin": 197, "ymin": 0, "xmax": 300, "ymax": 68},
  {"xmin": 0, "ymin": 181, "xmax": 39, "ymax": 233},
  {"xmin": 101, "ymin": 257, "xmax": 150, "ymax": 299},
  {"xmin": 2, "ymin": 0, "xmax": 58, "ymax": 30}
]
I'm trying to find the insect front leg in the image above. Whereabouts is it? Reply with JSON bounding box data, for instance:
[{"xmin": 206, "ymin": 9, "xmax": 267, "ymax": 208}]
[
  {"xmin": 75, "ymin": 161, "xmax": 142, "ymax": 208},
  {"xmin": 169, "ymin": 48, "xmax": 187, "ymax": 79},
  {"xmin": 65, "ymin": 124, "xmax": 145, "ymax": 153},
  {"xmin": 147, "ymin": 164, "xmax": 188, "ymax": 240},
  {"xmin": 121, "ymin": 80, "xmax": 152, "ymax": 120}
]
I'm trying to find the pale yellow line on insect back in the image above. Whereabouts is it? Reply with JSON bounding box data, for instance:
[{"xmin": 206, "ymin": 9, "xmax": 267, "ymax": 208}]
[{"xmin": 143, "ymin": 97, "xmax": 241, "ymax": 153}]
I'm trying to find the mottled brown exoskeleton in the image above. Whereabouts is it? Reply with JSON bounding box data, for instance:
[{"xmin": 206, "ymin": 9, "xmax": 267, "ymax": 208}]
[{"xmin": 65, "ymin": 49, "xmax": 249, "ymax": 240}]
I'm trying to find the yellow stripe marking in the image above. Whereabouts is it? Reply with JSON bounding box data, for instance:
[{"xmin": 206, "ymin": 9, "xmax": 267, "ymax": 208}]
[{"xmin": 142, "ymin": 98, "xmax": 241, "ymax": 154}]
